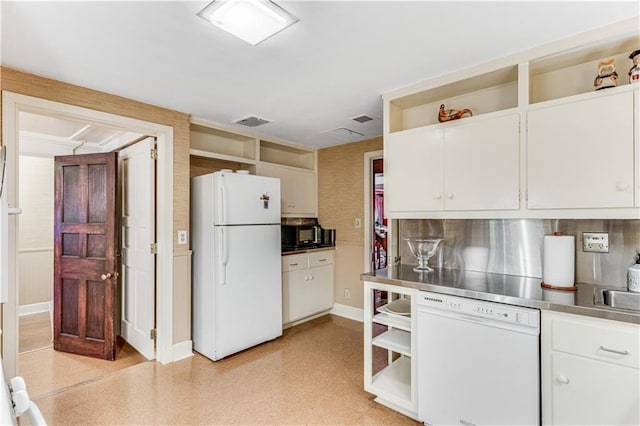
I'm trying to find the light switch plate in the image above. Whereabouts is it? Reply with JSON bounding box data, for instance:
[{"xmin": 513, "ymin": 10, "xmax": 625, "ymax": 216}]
[{"xmin": 583, "ymin": 232, "xmax": 609, "ymax": 253}]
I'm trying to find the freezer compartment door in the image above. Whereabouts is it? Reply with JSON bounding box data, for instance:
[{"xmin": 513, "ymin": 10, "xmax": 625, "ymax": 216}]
[
  {"xmin": 214, "ymin": 224, "xmax": 282, "ymax": 360},
  {"xmin": 214, "ymin": 172, "xmax": 281, "ymax": 225}
]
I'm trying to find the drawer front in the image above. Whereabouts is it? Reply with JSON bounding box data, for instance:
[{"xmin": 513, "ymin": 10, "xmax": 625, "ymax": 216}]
[
  {"xmin": 552, "ymin": 315, "xmax": 640, "ymax": 369},
  {"xmin": 282, "ymin": 254, "xmax": 307, "ymax": 272},
  {"xmin": 308, "ymin": 250, "xmax": 334, "ymax": 268}
]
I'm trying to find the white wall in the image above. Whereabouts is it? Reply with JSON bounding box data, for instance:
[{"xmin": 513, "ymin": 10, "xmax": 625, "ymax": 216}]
[{"xmin": 18, "ymin": 155, "xmax": 54, "ymax": 306}]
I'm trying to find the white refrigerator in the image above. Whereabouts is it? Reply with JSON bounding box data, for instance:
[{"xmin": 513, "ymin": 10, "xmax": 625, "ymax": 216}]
[{"xmin": 191, "ymin": 171, "xmax": 282, "ymax": 361}]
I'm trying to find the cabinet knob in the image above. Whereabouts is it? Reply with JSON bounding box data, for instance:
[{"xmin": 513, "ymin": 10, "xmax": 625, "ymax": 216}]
[
  {"xmin": 556, "ymin": 375, "xmax": 570, "ymax": 385},
  {"xmin": 309, "ymin": 275, "xmax": 314, "ymax": 280},
  {"xmin": 434, "ymin": 193, "xmax": 442, "ymax": 200},
  {"xmin": 616, "ymin": 182, "xmax": 630, "ymax": 192},
  {"xmin": 446, "ymin": 193, "xmax": 454, "ymax": 199}
]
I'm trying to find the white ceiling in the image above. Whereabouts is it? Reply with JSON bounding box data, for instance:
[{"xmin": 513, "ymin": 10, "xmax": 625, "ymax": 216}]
[{"xmin": 2, "ymin": 1, "xmax": 638, "ymax": 148}]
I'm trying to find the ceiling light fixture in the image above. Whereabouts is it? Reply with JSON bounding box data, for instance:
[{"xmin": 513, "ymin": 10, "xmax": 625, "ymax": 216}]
[{"xmin": 198, "ymin": 0, "xmax": 299, "ymax": 46}]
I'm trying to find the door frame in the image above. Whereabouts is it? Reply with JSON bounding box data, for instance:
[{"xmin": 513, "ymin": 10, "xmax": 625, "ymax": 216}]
[
  {"xmin": 1, "ymin": 91, "xmax": 174, "ymax": 376},
  {"xmin": 363, "ymin": 150, "xmax": 391, "ymax": 272}
]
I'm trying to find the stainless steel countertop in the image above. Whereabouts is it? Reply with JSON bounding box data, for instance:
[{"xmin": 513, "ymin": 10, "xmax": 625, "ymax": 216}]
[{"xmin": 361, "ymin": 265, "xmax": 640, "ymax": 324}]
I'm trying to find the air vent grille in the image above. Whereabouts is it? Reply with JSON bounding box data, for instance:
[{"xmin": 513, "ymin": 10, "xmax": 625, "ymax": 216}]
[
  {"xmin": 234, "ymin": 116, "xmax": 270, "ymax": 127},
  {"xmin": 351, "ymin": 114, "xmax": 375, "ymax": 123}
]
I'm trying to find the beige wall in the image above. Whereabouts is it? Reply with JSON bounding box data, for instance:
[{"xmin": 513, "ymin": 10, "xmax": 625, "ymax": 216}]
[
  {"xmin": 317, "ymin": 137, "xmax": 383, "ymax": 309},
  {"xmin": 1, "ymin": 66, "xmax": 192, "ymax": 344}
]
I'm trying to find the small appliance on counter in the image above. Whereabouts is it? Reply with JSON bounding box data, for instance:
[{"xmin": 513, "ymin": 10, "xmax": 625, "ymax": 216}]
[
  {"xmin": 628, "ymin": 253, "xmax": 640, "ymax": 292},
  {"xmin": 281, "ymin": 218, "xmax": 335, "ymax": 252}
]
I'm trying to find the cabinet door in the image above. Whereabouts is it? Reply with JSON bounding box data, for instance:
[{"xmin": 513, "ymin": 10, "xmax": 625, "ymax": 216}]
[
  {"xmin": 307, "ymin": 265, "xmax": 334, "ymax": 315},
  {"xmin": 258, "ymin": 163, "xmax": 316, "ymax": 215},
  {"xmin": 527, "ymin": 91, "xmax": 635, "ymax": 209},
  {"xmin": 282, "ymin": 269, "xmax": 309, "ymax": 324},
  {"xmin": 385, "ymin": 127, "xmax": 444, "ymax": 215},
  {"xmin": 444, "ymin": 114, "xmax": 520, "ymax": 210},
  {"xmin": 287, "ymin": 168, "xmax": 317, "ymax": 215},
  {"xmin": 550, "ymin": 352, "xmax": 640, "ymax": 426}
]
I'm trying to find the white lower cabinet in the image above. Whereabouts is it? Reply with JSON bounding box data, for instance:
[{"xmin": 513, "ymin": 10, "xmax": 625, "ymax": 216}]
[
  {"xmin": 542, "ymin": 311, "xmax": 640, "ymax": 426},
  {"xmin": 281, "ymin": 250, "xmax": 334, "ymax": 324},
  {"xmin": 363, "ymin": 281, "xmax": 417, "ymax": 419}
]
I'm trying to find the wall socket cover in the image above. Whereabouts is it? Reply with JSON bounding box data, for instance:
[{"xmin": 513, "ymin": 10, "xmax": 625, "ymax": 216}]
[
  {"xmin": 178, "ymin": 230, "xmax": 188, "ymax": 245},
  {"xmin": 583, "ymin": 232, "xmax": 609, "ymax": 253}
]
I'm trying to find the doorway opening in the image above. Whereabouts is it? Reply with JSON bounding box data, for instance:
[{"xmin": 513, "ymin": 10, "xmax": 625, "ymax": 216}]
[{"xmin": 2, "ymin": 92, "xmax": 175, "ymax": 378}]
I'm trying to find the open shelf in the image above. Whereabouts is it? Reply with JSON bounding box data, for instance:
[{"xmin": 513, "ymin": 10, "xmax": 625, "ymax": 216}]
[
  {"xmin": 530, "ymin": 32, "xmax": 640, "ymax": 104},
  {"xmin": 372, "ymin": 329, "xmax": 411, "ymax": 356},
  {"xmin": 371, "ymin": 356, "xmax": 412, "ymax": 402},
  {"xmin": 372, "ymin": 311, "xmax": 411, "ymax": 332},
  {"xmin": 190, "ymin": 123, "xmax": 257, "ymax": 162},
  {"xmin": 259, "ymin": 140, "xmax": 315, "ymax": 170},
  {"xmin": 388, "ymin": 65, "xmax": 518, "ymax": 133}
]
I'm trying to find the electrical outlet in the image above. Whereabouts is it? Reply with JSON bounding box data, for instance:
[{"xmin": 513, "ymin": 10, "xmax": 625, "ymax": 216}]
[
  {"xmin": 583, "ymin": 232, "xmax": 609, "ymax": 253},
  {"xmin": 354, "ymin": 218, "xmax": 361, "ymax": 228},
  {"xmin": 178, "ymin": 230, "xmax": 188, "ymax": 245},
  {"xmin": 344, "ymin": 289, "xmax": 351, "ymax": 299}
]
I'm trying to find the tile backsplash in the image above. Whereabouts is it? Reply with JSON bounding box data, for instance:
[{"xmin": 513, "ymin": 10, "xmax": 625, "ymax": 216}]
[{"xmin": 399, "ymin": 219, "xmax": 640, "ymax": 289}]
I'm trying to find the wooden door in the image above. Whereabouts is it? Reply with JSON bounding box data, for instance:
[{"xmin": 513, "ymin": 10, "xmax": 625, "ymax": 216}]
[{"xmin": 54, "ymin": 152, "xmax": 119, "ymax": 360}]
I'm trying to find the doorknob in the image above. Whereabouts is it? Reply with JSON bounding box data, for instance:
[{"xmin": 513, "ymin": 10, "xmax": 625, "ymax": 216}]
[{"xmin": 101, "ymin": 272, "xmax": 119, "ymax": 281}]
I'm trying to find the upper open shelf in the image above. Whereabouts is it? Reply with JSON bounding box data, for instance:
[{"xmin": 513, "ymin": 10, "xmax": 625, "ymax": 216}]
[
  {"xmin": 190, "ymin": 123, "xmax": 257, "ymax": 163},
  {"xmin": 388, "ymin": 65, "xmax": 519, "ymax": 133},
  {"xmin": 529, "ymin": 32, "xmax": 640, "ymax": 104},
  {"xmin": 259, "ymin": 140, "xmax": 315, "ymax": 170}
]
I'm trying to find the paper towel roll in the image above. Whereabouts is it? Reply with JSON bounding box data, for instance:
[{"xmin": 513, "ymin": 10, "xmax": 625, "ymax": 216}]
[{"xmin": 543, "ymin": 233, "xmax": 575, "ymax": 287}]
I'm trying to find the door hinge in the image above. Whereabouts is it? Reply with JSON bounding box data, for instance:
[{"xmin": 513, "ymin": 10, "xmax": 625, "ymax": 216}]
[
  {"xmin": 151, "ymin": 148, "xmax": 158, "ymax": 160},
  {"xmin": 150, "ymin": 243, "xmax": 158, "ymax": 254},
  {"xmin": 150, "ymin": 329, "xmax": 157, "ymax": 340}
]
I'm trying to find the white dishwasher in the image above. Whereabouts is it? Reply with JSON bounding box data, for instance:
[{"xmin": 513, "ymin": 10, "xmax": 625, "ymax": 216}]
[{"xmin": 417, "ymin": 291, "xmax": 540, "ymax": 426}]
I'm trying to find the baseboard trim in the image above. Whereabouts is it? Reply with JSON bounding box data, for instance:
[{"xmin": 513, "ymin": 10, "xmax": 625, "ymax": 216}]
[
  {"xmin": 18, "ymin": 301, "xmax": 52, "ymax": 316},
  {"xmin": 330, "ymin": 303, "xmax": 364, "ymax": 322},
  {"xmin": 172, "ymin": 340, "xmax": 194, "ymax": 362}
]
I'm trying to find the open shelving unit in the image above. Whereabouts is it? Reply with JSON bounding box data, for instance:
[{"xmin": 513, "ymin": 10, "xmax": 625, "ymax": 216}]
[{"xmin": 364, "ymin": 281, "xmax": 418, "ymax": 419}]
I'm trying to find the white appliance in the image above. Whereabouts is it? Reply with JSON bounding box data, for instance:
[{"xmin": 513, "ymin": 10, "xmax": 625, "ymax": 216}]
[
  {"xmin": 191, "ymin": 171, "xmax": 282, "ymax": 361},
  {"xmin": 1, "ymin": 356, "xmax": 47, "ymax": 425},
  {"xmin": 417, "ymin": 291, "xmax": 540, "ymax": 426}
]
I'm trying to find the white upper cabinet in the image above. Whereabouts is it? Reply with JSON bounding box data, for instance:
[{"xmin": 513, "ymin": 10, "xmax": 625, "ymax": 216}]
[
  {"xmin": 257, "ymin": 162, "xmax": 317, "ymax": 217},
  {"xmin": 382, "ymin": 18, "xmax": 639, "ymax": 219},
  {"xmin": 527, "ymin": 91, "xmax": 635, "ymax": 209},
  {"xmin": 444, "ymin": 114, "xmax": 520, "ymax": 211},
  {"xmin": 385, "ymin": 126, "xmax": 444, "ymax": 214},
  {"xmin": 385, "ymin": 113, "xmax": 520, "ymax": 217}
]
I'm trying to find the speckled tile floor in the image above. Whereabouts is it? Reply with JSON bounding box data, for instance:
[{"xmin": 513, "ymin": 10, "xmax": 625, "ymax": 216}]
[{"xmin": 19, "ymin": 315, "xmax": 419, "ymax": 425}]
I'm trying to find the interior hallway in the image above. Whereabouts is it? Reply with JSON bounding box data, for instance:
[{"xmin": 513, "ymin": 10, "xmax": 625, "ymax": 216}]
[{"xmin": 19, "ymin": 315, "xmax": 418, "ymax": 425}]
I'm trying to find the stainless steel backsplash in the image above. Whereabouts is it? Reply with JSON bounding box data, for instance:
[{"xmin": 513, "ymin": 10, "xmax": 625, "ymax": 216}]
[{"xmin": 399, "ymin": 219, "xmax": 640, "ymax": 289}]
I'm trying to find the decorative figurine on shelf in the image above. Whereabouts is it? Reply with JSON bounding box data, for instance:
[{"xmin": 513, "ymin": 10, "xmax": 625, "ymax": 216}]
[
  {"xmin": 438, "ymin": 104, "xmax": 473, "ymax": 122},
  {"xmin": 594, "ymin": 59, "xmax": 618, "ymax": 90},
  {"xmin": 628, "ymin": 49, "xmax": 640, "ymax": 83}
]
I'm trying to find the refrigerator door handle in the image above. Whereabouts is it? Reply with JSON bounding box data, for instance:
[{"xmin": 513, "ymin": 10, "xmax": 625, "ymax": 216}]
[
  {"xmin": 220, "ymin": 227, "xmax": 229, "ymax": 285},
  {"xmin": 218, "ymin": 177, "xmax": 227, "ymax": 225}
]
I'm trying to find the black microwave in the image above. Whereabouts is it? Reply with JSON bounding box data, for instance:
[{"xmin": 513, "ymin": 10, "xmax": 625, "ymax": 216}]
[{"xmin": 281, "ymin": 225, "xmax": 321, "ymax": 248}]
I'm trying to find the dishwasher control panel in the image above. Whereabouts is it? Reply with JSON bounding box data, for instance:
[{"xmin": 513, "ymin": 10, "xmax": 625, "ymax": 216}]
[{"xmin": 417, "ymin": 291, "xmax": 539, "ymax": 328}]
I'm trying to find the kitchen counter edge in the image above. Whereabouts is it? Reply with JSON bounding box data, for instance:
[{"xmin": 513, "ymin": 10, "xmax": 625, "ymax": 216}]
[
  {"xmin": 361, "ymin": 269, "xmax": 640, "ymax": 325},
  {"xmin": 282, "ymin": 246, "xmax": 335, "ymax": 256}
]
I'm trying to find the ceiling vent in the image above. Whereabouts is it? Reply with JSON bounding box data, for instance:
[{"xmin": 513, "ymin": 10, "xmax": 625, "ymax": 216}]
[
  {"xmin": 234, "ymin": 116, "xmax": 270, "ymax": 127},
  {"xmin": 351, "ymin": 114, "xmax": 376, "ymax": 123}
]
